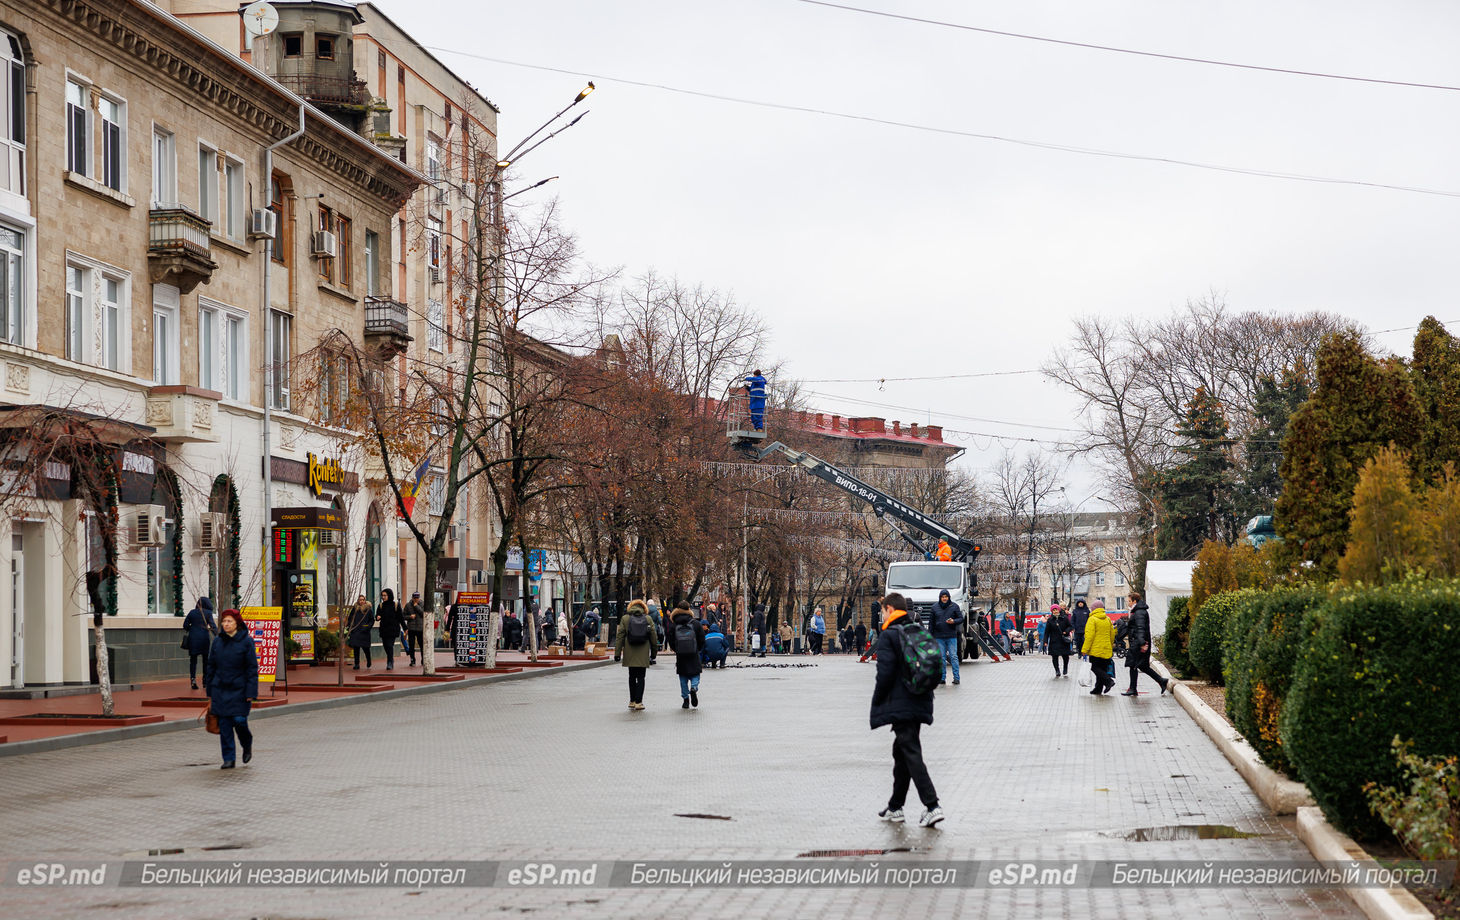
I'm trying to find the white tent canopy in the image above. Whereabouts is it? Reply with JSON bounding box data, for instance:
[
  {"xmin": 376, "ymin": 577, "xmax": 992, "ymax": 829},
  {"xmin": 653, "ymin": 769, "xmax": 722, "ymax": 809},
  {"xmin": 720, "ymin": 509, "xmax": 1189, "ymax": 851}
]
[{"xmin": 1144, "ymin": 561, "xmax": 1196, "ymax": 638}]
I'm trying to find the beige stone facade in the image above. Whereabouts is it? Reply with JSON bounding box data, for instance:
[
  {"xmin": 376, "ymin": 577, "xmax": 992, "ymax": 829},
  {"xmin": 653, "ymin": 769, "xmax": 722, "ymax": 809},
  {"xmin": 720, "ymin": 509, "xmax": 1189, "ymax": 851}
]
[{"xmin": 0, "ymin": 0, "xmax": 419, "ymax": 688}]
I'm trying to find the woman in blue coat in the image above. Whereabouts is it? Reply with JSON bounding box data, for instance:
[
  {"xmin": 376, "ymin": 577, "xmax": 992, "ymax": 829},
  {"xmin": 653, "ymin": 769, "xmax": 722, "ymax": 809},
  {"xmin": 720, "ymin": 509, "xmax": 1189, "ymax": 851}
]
[
  {"xmin": 206, "ymin": 608, "xmax": 259, "ymax": 769},
  {"xmin": 181, "ymin": 596, "xmax": 217, "ymax": 689}
]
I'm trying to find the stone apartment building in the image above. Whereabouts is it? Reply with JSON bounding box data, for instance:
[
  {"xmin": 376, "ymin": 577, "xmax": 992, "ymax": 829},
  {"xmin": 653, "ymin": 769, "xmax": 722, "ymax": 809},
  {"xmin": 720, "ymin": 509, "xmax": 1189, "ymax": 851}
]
[
  {"xmin": 0, "ymin": 0, "xmax": 421, "ymax": 689},
  {"xmin": 171, "ymin": 0, "xmax": 503, "ymax": 611},
  {"xmin": 976, "ymin": 511, "xmax": 1144, "ymax": 617}
]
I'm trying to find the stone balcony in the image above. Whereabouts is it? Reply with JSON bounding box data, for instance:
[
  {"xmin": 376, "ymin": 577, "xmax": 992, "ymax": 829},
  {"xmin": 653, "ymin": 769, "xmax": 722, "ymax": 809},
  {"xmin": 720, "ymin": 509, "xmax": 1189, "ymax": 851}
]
[
  {"xmin": 144, "ymin": 385, "xmax": 221, "ymax": 442},
  {"xmin": 147, "ymin": 206, "xmax": 217, "ymax": 293},
  {"xmin": 364, "ymin": 295, "xmax": 412, "ymax": 357}
]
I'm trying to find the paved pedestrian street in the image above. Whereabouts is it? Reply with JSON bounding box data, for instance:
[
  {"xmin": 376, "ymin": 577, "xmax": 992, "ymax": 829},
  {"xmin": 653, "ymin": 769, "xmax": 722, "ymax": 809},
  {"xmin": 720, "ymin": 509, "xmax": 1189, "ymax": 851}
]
[{"xmin": 0, "ymin": 655, "xmax": 1359, "ymax": 920}]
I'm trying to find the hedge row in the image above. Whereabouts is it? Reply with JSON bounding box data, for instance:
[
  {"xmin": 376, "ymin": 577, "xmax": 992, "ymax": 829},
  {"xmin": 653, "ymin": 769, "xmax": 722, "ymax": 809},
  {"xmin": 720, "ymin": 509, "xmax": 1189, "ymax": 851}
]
[
  {"xmin": 1160, "ymin": 596, "xmax": 1193, "ymax": 678},
  {"xmin": 1189, "ymin": 590, "xmax": 1251, "ymax": 684},
  {"xmin": 1213, "ymin": 578, "xmax": 1460, "ymax": 840}
]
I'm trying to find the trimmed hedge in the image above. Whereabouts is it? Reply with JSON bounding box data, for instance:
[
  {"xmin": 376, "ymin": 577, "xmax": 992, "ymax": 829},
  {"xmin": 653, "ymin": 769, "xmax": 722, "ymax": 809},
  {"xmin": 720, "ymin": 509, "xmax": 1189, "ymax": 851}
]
[
  {"xmin": 1222, "ymin": 585, "xmax": 1325, "ymax": 775},
  {"xmin": 1189, "ymin": 590, "xmax": 1251, "ymax": 685},
  {"xmin": 1161, "ymin": 596, "xmax": 1193, "ymax": 678},
  {"xmin": 1280, "ymin": 579, "xmax": 1460, "ymax": 840}
]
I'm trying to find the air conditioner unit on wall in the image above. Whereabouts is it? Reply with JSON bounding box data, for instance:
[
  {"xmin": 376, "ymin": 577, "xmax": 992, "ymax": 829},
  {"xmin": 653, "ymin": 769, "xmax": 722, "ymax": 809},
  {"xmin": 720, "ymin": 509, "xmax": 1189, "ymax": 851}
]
[
  {"xmin": 427, "ymin": 265, "xmax": 441, "ymax": 284},
  {"xmin": 197, "ymin": 512, "xmax": 225, "ymax": 552},
  {"xmin": 247, "ymin": 208, "xmax": 276, "ymax": 241},
  {"xmin": 318, "ymin": 528, "xmax": 340, "ymax": 547},
  {"xmin": 134, "ymin": 504, "xmax": 165, "ymax": 547},
  {"xmin": 312, "ymin": 230, "xmax": 338, "ymax": 258}
]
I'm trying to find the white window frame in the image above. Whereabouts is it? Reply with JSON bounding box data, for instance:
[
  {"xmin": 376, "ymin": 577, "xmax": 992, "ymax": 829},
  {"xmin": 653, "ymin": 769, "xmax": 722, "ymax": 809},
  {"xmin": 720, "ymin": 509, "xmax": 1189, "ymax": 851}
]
[
  {"xmin": 64, "ymin": 252, "xmax": 130, "ymax": 372},
  {"xmin": 270, "ymin": 309, "xmax": 291, "ymax": 411},
  {"xmin": 0, "ymin": 32, "xmax": 26, "ymax": 201},
  {"xmin": 198, "ymin": 297, "xmax": 247, "ymax": 399},
  {"xmin": 151, "ymin": 125, "xmax": 175, "ymax": 208},
  {"xmin": 65, "ymin": 76, "xmax": 90, "ymax": 178},
  {"xmin": 97, "ymin": 92, "xmax": 125, "ymax": 193},
  {"xmin": 0, "ymin": 220, "xmax": 29, "ymax": 346},
  {"xmin": 426, "ymin": 297, "xmax": 444, "ymax": 352},
  {"xmin": 151, "ymin": 283, "xmax": 179, "ymax": 384},
  {"xmin": 222, "ymin": 155, "xmax": 244, "ymax": 240},
  {"xmin": 1115, "ymin": 571, "xmax": 1125, "ymax": 587},
  {"xmin": 428, "ymin": 469, "xmax": 445, "ymax": 517},
  {"xmin": 364, "ymin": 228, "xmax": 379, "ymax": 296},
  {"xmin": 1095, "ymin": 571, "xmax": 1105, "ymax": 586},
  {"xmin": 426, "ymin": 137, "xmax": 442, "ymax": 204},
  {"xmin": 196, "ymin": 142, "xmax": 219, "ymax": 226},
  {"xmin": 145, "ymin": 516, "xmax": 178, "ymax": 617}
]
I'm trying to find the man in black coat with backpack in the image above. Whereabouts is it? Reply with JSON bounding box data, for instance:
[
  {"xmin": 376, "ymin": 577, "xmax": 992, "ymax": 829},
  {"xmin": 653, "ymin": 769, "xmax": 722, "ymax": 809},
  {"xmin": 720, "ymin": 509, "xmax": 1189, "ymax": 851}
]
[{"xmin": 869, "ymin": 592, "xmax": 945, "ymax": 829}]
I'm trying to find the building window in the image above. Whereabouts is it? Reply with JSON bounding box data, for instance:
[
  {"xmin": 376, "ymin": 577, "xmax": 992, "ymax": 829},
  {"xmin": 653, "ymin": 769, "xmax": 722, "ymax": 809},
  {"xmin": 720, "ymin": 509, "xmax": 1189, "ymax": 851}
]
[
  {"xmin": 223, "ymin": 157, "xmax": 243, "ymax": 239},
  {"xmin": 270, "ymin": 309, "xmax": 291, "ymax": 410},
  {"xmin": 1114, "ymin": 545, "xmax": 1125, "ymax": 561},
  {"xmin": 65, "ymin": 79, "xmax": 89, "ymax": 176},
  {"xmin": 197, "ymin": 144, "xmax": 218, "ymax": 225},
  {"xmin": 1027, "ymin": 573, "xmax": 1039, "ymax": 588},
  {"xmin": 1096, "ymin": 596, "xmax": 1106, "ymax": 610},
  {"xmin": 321, "ymin": 352, "xmax": 349, "ymax": 422},
  {"xmin": 427, "ymin": 216, "xmax": 441, "ymax": 274},
  {"xmin": 1115, "ymin": 571, "xmax": 1125, "ymax": 586},
  {"xmin": 376, "ymin": 49, "xmax": 386, "ymax": 96},
  {"xmin": 397, "ymin": 65, "xmax": 406, "ymax": 133},
  {"xmin": 316, "ymin": 35, "xmax": 335, "ymax": 60},
  {"xmin": 64, "ymin": 256, "xmax": 127, "ymax": 371},
  {"xmin": 0, "ymin": 34, "xmax": 25, "ymax": 197},
  {"xmin": 364, "ymin": 229, "xmax": 379, "ymax": 296},
  {"xmin": 1094, "ymin": 545, "xmax": 1105, "ymax": 563},
  {"xmin": 1095, "ymin": 571, "xmax": 1105, "ymax": 586},
  {"xmin": 225, "ymin": 313, "xmax": 244, "ymax": 401},
  {"xmin": 269, "ymin": 173, "xmax": 288, "ymax": 266},
  {"xmin": 0, "ymin": 224, "xmax": 24, "ymax": 345},
  {"xmin": 316, "ymin": 205, "xmax": 335, "ymax": 284},
  {"xmin": 99, "ymin": 96, "xmax": 123, "ymax": 192},
  {"xmin": 426, "ymin": 138, "xmax": 442, "ymax": 204},
  {"xmin": 336, "ymin": 215, "xmax": 351, "ymax": 289},
  {"xmin": 152, "ymin": 285, "xmax": 178, "ymax": 384},
  {"xmin": 427, "ymin": 298, "xmax": 444, "ymax": 352},
  {"xmin": 151, "ymin": 127, "xmax": 175, "ymax": 207},
  {"xmin": 428, "ymin": 471, "xmax": 445, "ymax": 517},
  {"xmin": 282, "ymin": 34, "xmax": 302, "ymax": 57}
]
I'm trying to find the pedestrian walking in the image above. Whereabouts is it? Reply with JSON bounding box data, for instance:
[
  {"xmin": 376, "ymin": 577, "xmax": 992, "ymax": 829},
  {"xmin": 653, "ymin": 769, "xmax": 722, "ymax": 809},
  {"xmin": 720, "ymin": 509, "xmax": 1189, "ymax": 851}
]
[
  {"xmin": 347, "ymin": 595, "xmax": 374, "ymax": 670},
  {"xmin": 181, "ymin": 596, "xmax": 217, "ymax": 690},
  {"xmin": 377, "ymin": 589, "xmax": 403, "ymax": 670},
  {"xmin": 929, "ymin": 589, "xmax": 964, "ymax": 686},
  {"xmin": 584, "ymin": 607, "xmax": 601, "ymax": 642},
  {"xmin": 403, "ymin": 592, "xmax": 425, "ymax": 666},
  {"xmin": 668, "ymin": 602, "xmax": 708, "ymax": 708},
  {"xmin": 205, "ymin": 608, "xmax": 258, "ymax": 769},
  {"xmin": 870, "ymin": 592, "xmax": 944, "ymax": 828},
  {"xmin": 854, "ymin": 620, "xmax": 868, "ymax": 659},
  {"xmin": 1037, "ymin": 616, "xmax": 1047, "ymax": 654},
  {"xmin": 1071, "ymin": 599, "xmax": 1090, "ymax": 660},
  {"xmin": 810, "ymin": 607, "xmax": 827, "ymax": 655},
  {"xmin": 841, "ymin": 622, "xmax": 855, "ymax": 655},
  {"xmin": 1080, "ymin": 606, "xmax": 1117, "ymax": 695},
  {"xmin": 1121, "ymin": 592, "xmax": 1171, "ymax": 697},
  {"xmin": 778, "ymin": 620, "xmax": 793, "ymax": 655},
  {"xmin": 749, "ymin": 605, "xmax": 768, "ymax": 657},
  {"xmin": 647, "ymin": 599, "xmax": 664, "ymax": 665},
  {"xmin": 1045, "ymin": 604, "xmax": 1072, "ymax": 677},
  {"xmin": 502, "ymin": 610, "xmax": 523, "ymax": 651},
  {"xmin": 614, "ymin": 599, "xmax": 659, "ymax": 710}
]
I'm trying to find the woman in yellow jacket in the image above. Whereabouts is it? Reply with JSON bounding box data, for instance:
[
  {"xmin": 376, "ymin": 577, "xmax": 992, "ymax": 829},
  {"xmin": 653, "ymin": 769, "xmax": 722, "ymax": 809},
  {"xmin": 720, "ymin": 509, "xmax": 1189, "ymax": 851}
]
[{"xmin": 1080, "ymin": 606, "xmax": 1117, "ymax": 696}]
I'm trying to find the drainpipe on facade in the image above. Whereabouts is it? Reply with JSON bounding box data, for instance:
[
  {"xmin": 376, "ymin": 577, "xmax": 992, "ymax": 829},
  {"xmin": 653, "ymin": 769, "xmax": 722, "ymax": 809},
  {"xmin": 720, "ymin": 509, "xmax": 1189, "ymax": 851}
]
[{"xmin": 260, "ymin": 105, "xmax": 307, "ymax": 611}]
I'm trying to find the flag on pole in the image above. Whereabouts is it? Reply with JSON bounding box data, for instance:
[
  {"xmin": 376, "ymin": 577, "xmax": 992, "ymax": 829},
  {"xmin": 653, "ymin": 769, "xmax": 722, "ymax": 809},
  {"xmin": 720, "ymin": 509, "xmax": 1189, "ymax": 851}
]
[{"xmin": 397, "ymin": 457, "xmax": 431, "ymax": 518}]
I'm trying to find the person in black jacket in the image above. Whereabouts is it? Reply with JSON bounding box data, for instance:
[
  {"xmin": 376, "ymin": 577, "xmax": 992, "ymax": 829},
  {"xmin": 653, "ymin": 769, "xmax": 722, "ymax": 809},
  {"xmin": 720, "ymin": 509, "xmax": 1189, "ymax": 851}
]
[
  {"xmin": 206, "ymin": 609, "xmax": 258, "ymax": 769},
  {"xmin": 376, "ymin": 589, "xmax": 403, "ymax": 670},
  {"xmin": 853, "ymin": 620, "xmax": 868, "ymax": 658},
  {"xmin": 1071, "ymin": 599, "xmax": 1091, "ymax": 661},
  {"xmin": 346, "ymin": 596, "xmax": 374, "ymax": 670},
  {"xmin": 1046, "ymin": 604, "xmax": 1073, "ymax": 677},
  {"xmin": 870, "ymin": 592, "xmax": 944, "ymax": 829},
  {"xmin": 1121, "ymin": 592, "xmax": 1170, "ymax": 696},
  {"xmin": 668, "ymin": 602, "xmax": 707, "ymax": 708},
  {"xmin": 181, "ymin": 596, "xmax": 217, "ymax": 690},
  {"xmin": 928, "ymin": 589, "xmax": 965, "ymax": 685},
  {"xmin": 749, "ymin": 606, "xmax": 767, "ymax": 657}
]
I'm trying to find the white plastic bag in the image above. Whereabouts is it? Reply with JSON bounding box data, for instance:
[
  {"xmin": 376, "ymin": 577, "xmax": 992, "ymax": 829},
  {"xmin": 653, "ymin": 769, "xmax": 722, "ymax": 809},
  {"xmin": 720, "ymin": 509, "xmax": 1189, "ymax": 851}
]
[{"xmin": 1078, "ymin": 667, "xmax": 1092, "ymax": 689}]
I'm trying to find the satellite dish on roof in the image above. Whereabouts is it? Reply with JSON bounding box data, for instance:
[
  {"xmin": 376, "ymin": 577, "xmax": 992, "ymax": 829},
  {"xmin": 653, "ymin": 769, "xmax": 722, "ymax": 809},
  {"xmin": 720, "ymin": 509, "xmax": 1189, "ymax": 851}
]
[{"xmin": 242, "ymin": 1, "xmax": 280, "ymax": 38}]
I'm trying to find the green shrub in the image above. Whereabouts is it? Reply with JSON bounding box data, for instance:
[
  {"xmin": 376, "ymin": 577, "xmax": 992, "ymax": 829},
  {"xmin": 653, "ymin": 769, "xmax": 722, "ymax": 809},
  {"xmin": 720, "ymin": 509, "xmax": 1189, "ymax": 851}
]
[
  {"xmin": 1281, "ymin": 578, "xmax": 1460, "ymax": 839},
  {"xmin": 1365, "ymin": 738, "xmax": 1459, "ymax": 866},
  {"xmin": 1189, "ymin": 590, "xmax": 1250, "ymax": 684},
  {"xmin": 1223, "ymin": 585, "xmax": 1325, "ymax": 775},
  {"xmin": 1160, "ymin": 596, "xmax": 1194, "ymax": 677}
]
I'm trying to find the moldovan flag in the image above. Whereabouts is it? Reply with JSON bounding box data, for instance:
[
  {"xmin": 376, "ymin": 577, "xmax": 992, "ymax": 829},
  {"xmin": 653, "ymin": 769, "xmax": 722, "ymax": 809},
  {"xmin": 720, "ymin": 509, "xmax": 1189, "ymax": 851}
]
[{"xmin": 397, "ymin": 457, "xmax": 431, "ymax": 518}]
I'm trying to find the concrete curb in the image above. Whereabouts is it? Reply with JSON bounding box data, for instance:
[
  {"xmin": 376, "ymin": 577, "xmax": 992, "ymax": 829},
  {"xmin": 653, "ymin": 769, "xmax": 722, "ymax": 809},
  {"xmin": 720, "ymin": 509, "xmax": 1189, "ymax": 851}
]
[
  {"xmin": 0, "ymin": 659, "xmax": 613, "ymax": 759},
  {"xmin": 1152, "ymin": 660, "xmax": 1314, "ymax": 815},
  {"xmin": 1297, "ymin": 807, "xmax": 1435, "ymax": 920}
]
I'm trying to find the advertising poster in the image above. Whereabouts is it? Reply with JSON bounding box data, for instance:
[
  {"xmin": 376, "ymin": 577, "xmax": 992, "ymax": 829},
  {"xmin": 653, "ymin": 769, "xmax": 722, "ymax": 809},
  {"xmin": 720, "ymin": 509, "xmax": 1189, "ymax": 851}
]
[
  {"xmin": 453, "ymin": 591, "xmax": 493, "ymax": 666},
  {"xmin": 242, "ymin": 607, "xmax": 284, "ymax": 683},
  {"xmin": 289, "ymin": 628, "xmax": 315, "ymax": 660}
]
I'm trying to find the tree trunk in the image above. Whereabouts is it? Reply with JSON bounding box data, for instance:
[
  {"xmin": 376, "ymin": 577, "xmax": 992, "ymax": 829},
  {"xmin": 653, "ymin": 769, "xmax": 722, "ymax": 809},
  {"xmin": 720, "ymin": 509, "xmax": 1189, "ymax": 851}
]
[
  {"xmin": 422, "ymin": 553, "xmax": 440, "ymax": 676},
  {"xmin": 93, "ymin": 620, "xmax": 114, "ymax": 717}
]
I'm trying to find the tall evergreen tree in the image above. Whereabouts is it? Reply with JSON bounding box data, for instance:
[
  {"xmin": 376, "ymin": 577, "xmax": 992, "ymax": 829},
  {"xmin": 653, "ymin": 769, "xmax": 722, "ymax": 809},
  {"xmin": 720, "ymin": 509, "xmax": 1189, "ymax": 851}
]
[
  {"xmin": 1231, "ymin": 371, "xmax": 1310, "ymax": 528},
  {"xmin": 1276, "ymin": 332, "xmax": 1423, "ymax": 575},
  {"xmin": 1410, "ymin": 316, "xmax": 1460, "ymax": 483},
  {"xmin": 1156, "ymin": 387, "xmax": 1235, "ymax": 559}
]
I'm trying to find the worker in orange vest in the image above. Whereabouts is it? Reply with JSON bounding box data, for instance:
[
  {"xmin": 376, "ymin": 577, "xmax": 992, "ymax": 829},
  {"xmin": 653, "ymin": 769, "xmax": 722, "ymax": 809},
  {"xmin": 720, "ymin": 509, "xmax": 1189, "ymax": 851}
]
[{"xmin": 934, "ymin": 539, "xmax": 952, "ymax": 562}]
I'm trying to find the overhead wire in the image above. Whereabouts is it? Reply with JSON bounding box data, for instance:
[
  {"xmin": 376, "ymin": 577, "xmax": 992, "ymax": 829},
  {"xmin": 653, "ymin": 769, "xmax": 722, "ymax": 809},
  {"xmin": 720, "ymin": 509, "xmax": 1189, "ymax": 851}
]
[{"xmin": 797, "ymin": 0, "xmax": 1460, "ymax": 94}]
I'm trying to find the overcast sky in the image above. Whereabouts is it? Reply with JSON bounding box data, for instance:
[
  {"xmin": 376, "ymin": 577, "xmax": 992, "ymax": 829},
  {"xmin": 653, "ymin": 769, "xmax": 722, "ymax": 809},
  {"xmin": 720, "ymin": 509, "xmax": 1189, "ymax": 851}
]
[{"xmin": 380, "ymin": 0, "xmax": 1460, "ymax": 503}]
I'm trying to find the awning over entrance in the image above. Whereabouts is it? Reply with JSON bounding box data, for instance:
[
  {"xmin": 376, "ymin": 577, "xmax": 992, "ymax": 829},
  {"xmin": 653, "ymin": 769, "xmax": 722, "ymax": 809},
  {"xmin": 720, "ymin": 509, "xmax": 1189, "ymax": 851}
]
[{"xmin": 271, "ymin": 507, "xmax": 348, "ymax": 531}]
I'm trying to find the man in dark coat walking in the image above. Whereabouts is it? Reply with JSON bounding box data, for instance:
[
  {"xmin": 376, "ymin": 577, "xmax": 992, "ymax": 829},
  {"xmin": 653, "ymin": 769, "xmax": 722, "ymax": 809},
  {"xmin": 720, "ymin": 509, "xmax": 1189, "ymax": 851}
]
[
  {"xmin": 182, "ymin": 596, "xmax": 217, "ymax": 690},
  {"xmin": 854, "ymin": 620, "xmax": 868, "ymax": 658},
  {"xmin": 377, "ymin": 589, "xmax": 404, "ymax": 670},
  {"xmin": 1071, "ymin": 599, "xmax": 1091, "ymax": 661},
  {"xmin": 928, "ymin": 588, "xmax": 965, "ymax": 685},
  {"xmin": 403, "ymin": 592, "xmax": 426, "ymax": 666},
  {"xmin": 870, "ymin": 592, "xmax": 944, "ymax": 828},
  {"xmin": 668, "ymin": 602, "xmax": 707, "ymax": 708},
  {"xmin": 1121, "ymin": 592, "xmax": 1171, "ymax": 696}
]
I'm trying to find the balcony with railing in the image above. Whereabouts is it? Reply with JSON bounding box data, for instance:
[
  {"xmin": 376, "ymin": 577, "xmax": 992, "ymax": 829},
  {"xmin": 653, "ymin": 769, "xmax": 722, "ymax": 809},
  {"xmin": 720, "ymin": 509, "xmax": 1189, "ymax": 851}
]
[
  {"xmin": 275, "ymin": 73, "xmax": 372, "ymax": 110},
  {"xmin": 364, "ymin": 295, "xmax": 412, "ymax": 357},
  {"xmin": 148, "ymin": 205, "xmax": 217, "ymax": 293}
]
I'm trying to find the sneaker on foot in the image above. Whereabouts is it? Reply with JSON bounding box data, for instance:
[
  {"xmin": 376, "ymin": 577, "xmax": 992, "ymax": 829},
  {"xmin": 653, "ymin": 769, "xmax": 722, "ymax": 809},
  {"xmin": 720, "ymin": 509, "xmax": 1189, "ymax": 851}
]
[
  {"xmin": 878, "ymin": 807, "xmax": 905, "ymax": 824},
  {"xmin": 1120, "ymin": 690, "xmax": 1137, "ymax": 697},
  {"xmin": 682, "ymin": 698, "xmax": 690, "ymax": 709},
  {"xmin": 919, "ymin": 806, "xmax": 945, "ymax": 828},
  {"xmin": 1161, "ymin": 680, "xmax": 1173, "ymax": 695},
  {"xmin": 690, "ymin": 689, "xmax": 699, "ymax": 707}
]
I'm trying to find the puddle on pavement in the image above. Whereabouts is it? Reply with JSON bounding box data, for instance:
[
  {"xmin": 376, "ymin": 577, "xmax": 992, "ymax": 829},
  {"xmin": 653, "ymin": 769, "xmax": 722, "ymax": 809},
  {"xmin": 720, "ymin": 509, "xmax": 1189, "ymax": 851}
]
[
  {"xmin": 675, "ymin": 813, "xmax": 732, "ymax": 821},
  {"xmin": 798, "ymin": 847, "xmax": 922, "ymax": 858},
  {"xmin": 1112, "ymin": 824, "xmax": 1263, "ymax": 842}
]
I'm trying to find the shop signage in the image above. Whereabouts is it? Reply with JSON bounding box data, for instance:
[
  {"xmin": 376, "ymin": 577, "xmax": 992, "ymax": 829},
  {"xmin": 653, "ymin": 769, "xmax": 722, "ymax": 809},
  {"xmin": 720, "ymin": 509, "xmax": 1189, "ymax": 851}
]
[
  {"xmin": 116, "ymin": 444, "xmax": 160, "ymax": 504},
  {"xmin": 453, "ymin": 591, "xmax": 493, "ymax": 666},
  {"xmin": 242, "ymin": 607, "xmax": 283, "ymax": 684},
  {"xmin": 306, "ymin": 452, "xmax": 344, "ymax": 497},
  {"xmin": 271, "ymin": 507, "xmax": 347, "ymax": 531}
]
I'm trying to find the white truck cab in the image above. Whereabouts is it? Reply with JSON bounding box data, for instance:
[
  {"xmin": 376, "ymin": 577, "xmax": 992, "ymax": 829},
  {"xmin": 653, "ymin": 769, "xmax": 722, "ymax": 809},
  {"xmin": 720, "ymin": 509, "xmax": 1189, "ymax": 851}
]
[{"xmin": 886, "ymin": 560, "xmax": 971, "ymax": 628}]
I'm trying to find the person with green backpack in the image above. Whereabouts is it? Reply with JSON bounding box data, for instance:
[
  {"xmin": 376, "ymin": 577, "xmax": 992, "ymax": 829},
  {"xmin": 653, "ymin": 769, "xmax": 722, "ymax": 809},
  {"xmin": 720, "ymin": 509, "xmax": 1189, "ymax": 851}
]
[{"xmin": 869, "ymin": 592, "xmax": 945, "ymax": 829}]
